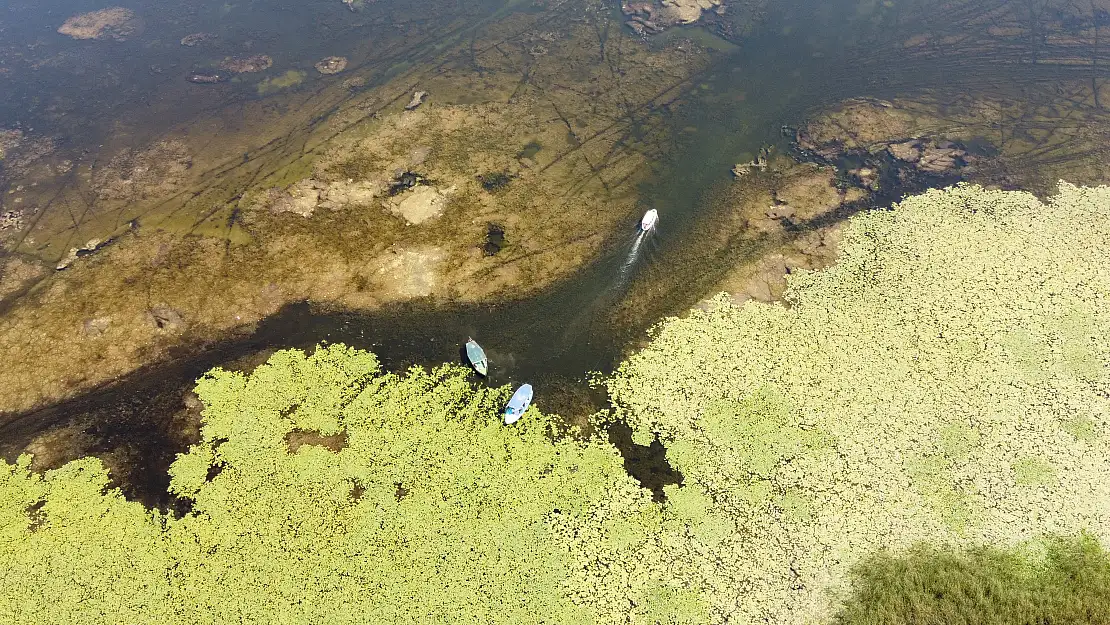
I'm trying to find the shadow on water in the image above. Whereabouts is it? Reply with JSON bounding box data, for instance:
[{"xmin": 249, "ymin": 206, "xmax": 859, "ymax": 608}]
[{"xmin": 607, "ymin": 421, "xmax": 683, "ymax": 502}]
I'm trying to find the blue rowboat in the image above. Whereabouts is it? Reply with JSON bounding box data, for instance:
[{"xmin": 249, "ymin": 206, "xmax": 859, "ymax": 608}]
[
  {"xmin": 465, "ymin": 338, "xmax": 488, "ymax": 376},
  {"xmin": 504, "ymin": 384, "xmax": 533, "ymax": 424}
]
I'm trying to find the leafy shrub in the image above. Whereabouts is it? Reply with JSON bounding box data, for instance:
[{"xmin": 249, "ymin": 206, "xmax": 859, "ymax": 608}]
[{"xmin": 836, "ymin": 534, "xmax": 1110, "ymax": 625}]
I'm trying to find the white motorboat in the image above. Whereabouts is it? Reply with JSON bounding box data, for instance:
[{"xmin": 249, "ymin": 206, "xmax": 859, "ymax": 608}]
[{"xmin": 640, "ymin": 208, "xmax": 659, "ymax": 231}]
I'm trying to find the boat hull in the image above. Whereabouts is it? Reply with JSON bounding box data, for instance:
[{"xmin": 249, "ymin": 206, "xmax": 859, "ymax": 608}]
[
  {"xmin": 465, "ymin": 340, "xmax": 488, "ymax": 376},
  {"xmin": 640, "ymin": 209, "xmax": 658, "ymax": 231},
  {"xmin": 504, "ymin": 384, "xmax": 533, "ymax": 424}
]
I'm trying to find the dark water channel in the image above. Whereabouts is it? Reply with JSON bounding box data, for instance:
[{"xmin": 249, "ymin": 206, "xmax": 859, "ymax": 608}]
[{"xmin": 3, "ymin": 0, "xmax": 1110, "ymax": 507}]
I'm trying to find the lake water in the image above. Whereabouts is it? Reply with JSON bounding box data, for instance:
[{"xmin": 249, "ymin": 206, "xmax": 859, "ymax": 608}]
[{"xmin": 3, "ymin": 0, "xmax": 1110, "ymax": 505}]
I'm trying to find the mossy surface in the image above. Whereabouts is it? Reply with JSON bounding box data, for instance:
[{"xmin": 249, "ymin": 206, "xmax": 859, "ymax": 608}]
[{"xmin": 0, "ymin": 345, "xmax": 672, "ymax": 623}]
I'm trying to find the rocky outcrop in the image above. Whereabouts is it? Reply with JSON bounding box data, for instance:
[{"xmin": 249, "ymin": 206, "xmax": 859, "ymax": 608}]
[
  {"xmin": 387, "ymin": 185, "xmax": 453, "ymax": 225},
  {"xmin": 148, "ymin": 305, "xmax": 185, "ymax": 332},
  {"xmin": 731, "ymin": 145, "xmax": 772, "ymax": 178},
  {"xmin": 0, "ymin": 209, "xmax": 23, "ymax": 234},
  {"xmin": 263, "ymin": 180, "xmax": 324, "ymax": 217},
  {"xmin": 374, "ymin": 246, "xmax": 443, "ymax": 297},
  {"xmin": 180, "ymin": 32, "xmax": 216, "ymax": 47},
  {"xmin": 405, "ymin": 91, "xmax": 428, "ymax": 111},
  {"xmin": 793, "ymin": 101, "xmax": 973, "ymax": 192},
  {"xmin": 886, "ymin": 139, "xmax": 969, "ymax": 174},
  {"xmin": 56, "ymin": 238, "xmax": 113, "ymax": 270},
  {"xmin": 314, "ymin": 56, "xmax": 348, "ymax": 75},
  {"xmin": 622, "ymin": 0, "xmax": 723, "ymax": 35},
  {"xmin": 253, "ymin": 178, "xmax": 385, "ymax": 217},
  {"xmin": 218, "ymin": 55, "xmax": 273, "ymax": 74},
  {"xmin": 58, "ymin": 8, "xmax": 139, "ymax": 41}
]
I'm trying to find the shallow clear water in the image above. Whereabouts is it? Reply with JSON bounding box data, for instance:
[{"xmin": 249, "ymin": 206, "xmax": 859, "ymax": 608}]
[{"xmin": 4, "ymin": 0, "xmax": 1110, "ymax": 504}]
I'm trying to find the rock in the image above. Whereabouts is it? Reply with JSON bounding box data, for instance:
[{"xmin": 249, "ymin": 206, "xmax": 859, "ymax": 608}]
[
  {"xmin": 318, "ymin": 179, "xmax": 382, "ymax": 210},
  {"xmin": 623, "ymin": 0, "xmax": 717, "ymax": 31},
  {"xmin": 268, "ymin": 179, "xmax": 325, "ymax": 217},
  {"xmin": 917, "ymin": 145, "xmax": 965, "ymax": 173},
  {"xmin": 374, "ymin": 246, "xmax": 443, "ymax": 297},
  {"xmin": 180, "ymin": 32, "xmax": 216, "ymax": 47},
  {"xmin": 731, "ymin": 145, "xmax": 771, "ymax": 178},
  {"xmin": 218, "ymin": 55, "xmax": 273, "ymax": 74},
  {"xmin": 256, "ymin": 177, "xmax": 390, "ymax": 215},
  {"xmin": 732, "ymin": 163, "xmax": 753, "ymax": 177},
  {"xmin": 183, "ymin": 392, "xmax": 203, "ymax": 411},
  {"xmin": 659, "ymin": 0, "xmax": 703, "ymax": 24},
  {"xmin": 187, "ymin": 71, "xmax": 229, "ymax": 84},
  {"xmin": 851, "ymin": 167, "xmax": 878, "ymax": 189},
  {"xmin": 58, "ymin": 8, "xmax": 138, "ymax": 41},
  {"xmin": 148, "ymin": 305, "xmax": 184, "ymax": 332},
  {"xmin": 81, "ymin": 317, "xmax": 112, "ymax": 337},
  {"xmin": 0, "ymin": 209, "xmax": 23, "ymax": 232},
  {"xmin": 408, "ymin": 146, "xmax": 432, "ymax": 167},
  {"xmin": 765, "ymin": 204, "xmax": 796, "ymax": 220},
  {"xmin": 622, "ymin": 1, "xmax": 655, "ymax": 16},
  {"xmin": 342, "ymin": 76, "xmax": 368, "ymax": 90},
  {"xmin": 405, "ymin": 91, "xmax": 427, "ymax": 111},
  {"xmin": 388, "ymin": 185, "xmax": 451, "ymax": 225},
  {"xmin": 887, "ymin": 139, "xmax": 923, "ymax": 163},
  {"xmin": 55, "ymin": 238, "xmax": 108, "ymax": 270},
  {"xmin": 314, "ymin": 56, "xmax": 348, "ymax": 75}
]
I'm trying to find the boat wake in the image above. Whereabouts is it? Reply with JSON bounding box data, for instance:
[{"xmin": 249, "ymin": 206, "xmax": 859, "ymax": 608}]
[
  {"xmin": 617, "ymin": 230, "xmax": 647, "ymax": 286},
  {"xmin": 615, "ymin": 215, "xmax": 661, "ymax": 290},
  {"xmin": 550, "ymin": 212, "xmax": 661, "ymax": 358}
]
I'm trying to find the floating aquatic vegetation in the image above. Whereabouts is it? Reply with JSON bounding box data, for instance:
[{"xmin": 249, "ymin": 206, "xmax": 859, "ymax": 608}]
[
  {"xmin": 607, "ymin": 182, "xmax": 1110, "ymax": 622},
  {"xmin": 0, "ymin": 345, "xmax": 667, "ymax": 622}
]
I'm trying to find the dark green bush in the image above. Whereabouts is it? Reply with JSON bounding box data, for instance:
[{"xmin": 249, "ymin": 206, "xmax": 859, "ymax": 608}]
[{"xmin": 836, "ymin": 534, "xmax": 1110, "ymax": 625}]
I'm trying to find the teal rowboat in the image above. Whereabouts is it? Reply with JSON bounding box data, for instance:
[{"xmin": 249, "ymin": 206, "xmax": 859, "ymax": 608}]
[{"xmin": 465, "ymin": 338, "xmax": 488, "ymax": 376}]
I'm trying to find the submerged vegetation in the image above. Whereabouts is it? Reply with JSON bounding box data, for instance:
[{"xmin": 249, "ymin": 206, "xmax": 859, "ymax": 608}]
[{"xmin": 2, "ymin": 183, "xmax": 1109, "ymax": 622}]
